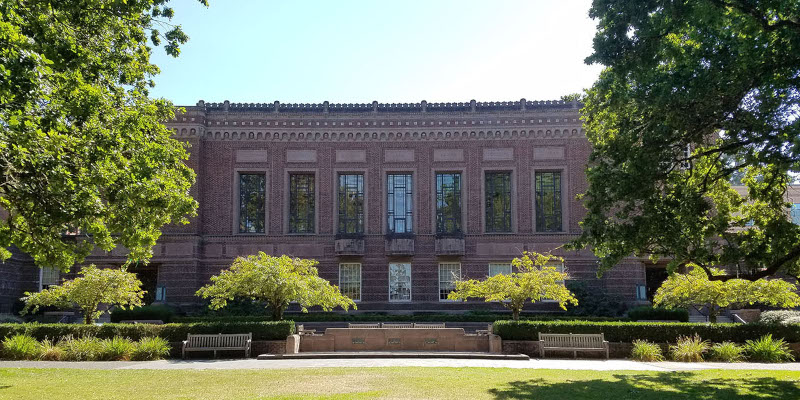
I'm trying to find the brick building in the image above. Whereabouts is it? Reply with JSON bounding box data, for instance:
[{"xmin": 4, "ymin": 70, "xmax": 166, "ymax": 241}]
[{"xmin": 13, "ymin": 98, "xmax": 781, "ymax": 314}]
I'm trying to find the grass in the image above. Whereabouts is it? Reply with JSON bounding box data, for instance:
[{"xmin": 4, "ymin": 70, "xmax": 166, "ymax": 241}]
[{"xmin": 0, "ymin": 367, "xmax": 799, "ymax": 399}]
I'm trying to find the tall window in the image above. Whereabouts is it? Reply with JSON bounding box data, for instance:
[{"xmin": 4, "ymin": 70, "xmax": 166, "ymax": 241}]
[
  {"xmin": 389, "ymin": 263, "xmax": 412, "ymax": 301},
  {"xmin": 535, "ymin": 171, "xmax": 562, "ymax": 232},
  {"xmin": 387, "ymin": 174, "xmax": 413, "ymax": 234},
  {"xmin": 338, "ymin": 174, "xmax": 364, "ymax": 235},
  {"xmin": 339, "ymin": 263, "xmax": 361, "ymax": 302},
  {"xmin": 436, "ymin": 173, "xmax": 462, "ymax": 235},
  {"xmin": 39, "ymin": 267, "xmax": 60, "ymax": 291},
  {"xmin": 438, "ymin": 263, "xmax": 461, "ymax": 301},
  {"xmin": 792, "ymin": 204, "xmax": 800, "ymax": 225},
  {"xmin": 239, "ymin": 173, "xmax": 265, "ymax": 233},
  {"xmin": 485, "ymin": 172, "xmax": 512, "ymax": 233},
  {"xmin": 488, "ymin": 263, "xmax": 512, "ymax": 277},
  {"xmin": 289, "ymin": 174, "xmax": 315, "ymax": 233}
]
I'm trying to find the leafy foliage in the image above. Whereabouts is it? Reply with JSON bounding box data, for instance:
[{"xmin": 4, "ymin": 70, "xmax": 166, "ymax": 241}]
[
  {"xmin": 653, "ymin": 265, "xmax": 800, "ymax": 322},
  {"xmin": 1, "ymin": 334, "xmax": 40, "ymax": 360},
  {"xmin": 627, "ymin": 306, "xmax": 689, "ymax": 322},
  {"xmin": 759, "ymin": 310, "xmax": 800, "ymax": 325},
  {"xmin": 20, "ymin": 266, "xmax": 145, "ymax": 324},
  {"xmin": 630, "ymin": 340, "xmax": 664, "ymax": 361},
  {"xmin": 744, "ymin": 334, "xmax": 796, "ymax": 363},
  {"xmin": 59, "ymin": 336, "xmax": 104, "ymax": 361},
  {"xmin": 710, "ymin": 341, "xmax": 745, "ymax": 362},
  {"xmin": 0, "ymin": 321, "xmax": 295, "ymax": 342},
  {"xmin": 492, "ymin": 320, "xmax": 800, "ymax": 343},
  {"xmin": 196, "ymin": 253, "xmax": 357, "ymax": 320},
  {"xmin": 447, "ymin": 252, "xmax": 578, "ymax": 320},
  {"xmin": 0, "ymin": 0, "xmax": 205, "ymax": 270},
  {"xmin": 670, "ymin": 334, "xmax": 709, "ymax": 362},
  {"xmin": 564, "ymin": 281, "xmax": 627, "ymax": 317},
  {"xmin": 573, "ymin": 0, "xmax": 800, "ymax": 280},
  {"xmin": 98, "ymin": 336, "xmax": 136, "ymax": 361}
]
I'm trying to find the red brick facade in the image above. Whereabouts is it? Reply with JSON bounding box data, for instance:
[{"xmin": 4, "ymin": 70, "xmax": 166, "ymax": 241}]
[{"xmin": 0, "ymin": 99, "xmax": 654, "ymax": 313}]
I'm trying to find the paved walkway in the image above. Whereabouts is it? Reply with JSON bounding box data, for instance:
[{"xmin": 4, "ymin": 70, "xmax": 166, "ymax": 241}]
[{"xmin": 1, "ymin": 358, "xmax": 799, "ymax": 371}]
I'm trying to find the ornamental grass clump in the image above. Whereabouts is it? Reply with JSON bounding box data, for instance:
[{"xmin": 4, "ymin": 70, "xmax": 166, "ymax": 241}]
[
  {"xmin": 1, "ymin": 334, "xmax": 40, "ymax": 360},
  {"xmin": 60, "ymin": 336, "xmax": 104, "ymax": 361},
  {"xmin": 38, "ymin": 339, "xmax": 64, "ymax": 361},
  {"xmin": 131, "ymin": 337, "xmax": 170, "ymax": 361},
  {"xmin": 709, "ymin": 341, "xmax": 745, "ymax": 362},
  {"xmin": 744, "ymin": 334, "xmax": 795, "ymax": 363},
  {"xmin": 630, "ymin": 340, "xmax": 664, "ymax": 361},
  {"xmin": 98, "ymin": 337, "xmax": 136, "ymax": 361},
  {"xmin": 670, "ymin": 334, "xmax": 709, "ymax": 362}
]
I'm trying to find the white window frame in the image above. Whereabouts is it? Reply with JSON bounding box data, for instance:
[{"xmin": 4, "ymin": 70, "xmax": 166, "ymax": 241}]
[
  {"xmin": 339, "ymin": 263, "xmax": 362, "ymax": 302},
  {"xmin": 488, "ymin": 263, "xmax": 513, "ymax": 277},
  {"xmin": 438, "ymin": 262, "xmax": 461, "ymax": 301},
  {"xmin": 388, "ymin": 263, "xmax": 412, "ymax": 302},
  {"xmin": 39, "ymin": 267, "xmax": 60, "ymax": 292}
]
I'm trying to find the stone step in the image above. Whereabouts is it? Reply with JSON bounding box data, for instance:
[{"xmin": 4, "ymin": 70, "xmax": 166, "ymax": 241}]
[{"xmin": 257, "ymin": 352, "xmax": 529, "ymax": 360}]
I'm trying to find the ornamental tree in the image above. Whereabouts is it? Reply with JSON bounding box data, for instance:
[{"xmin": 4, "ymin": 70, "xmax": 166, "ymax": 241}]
[
  {"xmin": 571, "ymin": 0, "xmax": 800, "ymax": 280},
  {"xmin": 447, "ymin": 252, "xmax": 578, "ymax": 320},
  {"xmin": 20, "ymin": 265, "xmax": 145, "ymax": 324},
  {"xmin": 196, "ymin": 253, "xmax": 357, "ymax": 321},
  {"xmin": 0, "ymin": 1, "xmax": 207, "ymax": 271},
  {"xmin": 654, "ymin": 265, "xmax": 800, "ymax": 323}
]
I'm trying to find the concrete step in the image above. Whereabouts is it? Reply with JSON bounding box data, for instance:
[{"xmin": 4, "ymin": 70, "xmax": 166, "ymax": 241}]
[{"xmin": 257, "ymin": 352, "xmax": 529, "ymax": 360}]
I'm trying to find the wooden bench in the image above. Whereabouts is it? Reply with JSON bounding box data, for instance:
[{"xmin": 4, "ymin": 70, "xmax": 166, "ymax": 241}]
[
  {"xmin": 538, "ymin": 333, "xmax": 609, "ymax": 359},
  {"xmin": 182, "ymin": 333, "xmax": 252, "ymax": 359},
  {"xmin": 297, "ymin": 324, "xmax": 317, "ymax": 335},
  {"xmin": 475, "ymin": 324, "xmax": 493, "ymax": 335}
]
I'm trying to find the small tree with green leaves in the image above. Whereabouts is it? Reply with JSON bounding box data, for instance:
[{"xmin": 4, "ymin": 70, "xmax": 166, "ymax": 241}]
[
  {"xmin": 196, "ymin": 253, "xmax": 357, "ymax": 320},
  {"xmin": 447, "ymin": 252, "xmax": 578, "ymax": 320},
  {"xmin": 654, "ymin": 265, "xmax": 800, "ymax": 323},
  {"xmin": 21, "ymin": 266, "xmax": 145, "ymax": 324}
]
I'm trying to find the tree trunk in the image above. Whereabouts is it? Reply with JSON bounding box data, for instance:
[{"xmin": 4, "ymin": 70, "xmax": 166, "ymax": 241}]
[
  {"xmin": 83, "ymin": 312, "xmax": 93, "ymax": 325},
  {"xmin": 271, "ymin": 304, "xmax": 285, "ymax": 321},
  {"xmin": 708, "ymin": 310, "xmax": 718, "ymax": 324},
  {"xmin": 512, "ymin": 308, "xmax": 520, "ymax": 321}
]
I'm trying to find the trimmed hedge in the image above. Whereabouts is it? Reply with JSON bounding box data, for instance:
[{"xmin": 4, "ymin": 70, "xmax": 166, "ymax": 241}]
[
  {"xmin": 176, "ymin": 313, "xmax": 625, "ymax": 324},
  {"xmin": 493, "ymin": 320, "xmax": 800, "ymax": 343},
  {"xmin": 0, "ymin": 321, "xmax": 295, "ymax": 342},
  {"xmin": 627, "ymin": 306, "xmax": 689, "ymax": 322}
]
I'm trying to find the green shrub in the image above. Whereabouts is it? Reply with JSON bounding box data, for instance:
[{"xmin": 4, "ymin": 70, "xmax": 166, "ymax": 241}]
[
  {"xmin": 38, "ymin": 339, "xmax": 64, "ymax": 361},
  {"xmin": 627, "ymin": 306, "xmax": 689, "ymax": 322},
  {"xmin": 110, "ymin": 305, "xmax": 176, "ymax": 323},
  {"xmin": 1, "ymin": 334, "xmax": 40, "ymax": 360},
  {"xmin": 175, "ymin": 313, "xmax": 624, "ymax": 324},
  {"xmin": 630, "ymin": 340, "xmax": 664, "ymax": 361},
  {"xmin": 60, "ymin": 336, "xmax": 104, "ymax": 361},
  {"xmin": 492, "ymin": 320, "xmax": 800, "ymax": 343},
  {"xmin": 760, "ymin": 310, "xmax": 800, "ymax": 325},
  {"xmin": 709, "ymin": 341, "xmax": 745, "ymax": 362},
  {"xmin": 0, "ymin": 321, "xmax": 295, "ymax": 342},
  {"xmin": 670, "ymin": 334, "xmax": 709, "ymax": 362},
  {"xmin": 98, "ymin": 337, "xmax": 136, "ymax": 361},
  {"xmin": 744, "ymin": 334, "xmax": 796, "ymax": 363},
  {"xmin": 131, "ymin": 337, "xmax": 170, "ymax": 361}
]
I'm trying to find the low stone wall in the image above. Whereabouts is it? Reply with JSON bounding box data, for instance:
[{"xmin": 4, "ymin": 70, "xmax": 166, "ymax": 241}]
[{"xmin": 300, "ymin": 328, "xmax": 495, "ymax": 352}]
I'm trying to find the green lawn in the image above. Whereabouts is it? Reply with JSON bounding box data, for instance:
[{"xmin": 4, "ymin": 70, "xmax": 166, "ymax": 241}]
[{"xmin": 0, "ymin": 367, "xmax": 799, "ymax": 399}]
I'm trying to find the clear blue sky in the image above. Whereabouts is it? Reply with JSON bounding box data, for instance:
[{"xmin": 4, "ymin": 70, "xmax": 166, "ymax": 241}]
[{"xmin": 149, "ymin": 0, "xmax": 603, "ymax": 106}]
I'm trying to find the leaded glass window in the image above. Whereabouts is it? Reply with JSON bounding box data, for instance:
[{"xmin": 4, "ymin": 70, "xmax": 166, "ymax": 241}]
[
  {"xmin": 436, "ymin": 173, "xmax": 462, "ymax": 235},
  {"xmin": 339, "ymin": 263, "xmax": 361, "ymax": 301},
  {"xmin": 387, "ymin": 174, "xmax": 413, "ymax": 234},
  {"xmin": 338, "ymin": 174, "xmax": 364, "ymax": 235},
  {"xmin": 792, "ymin": 204, "xmax": 800, "ymax": 225},
  {"xmin": 535, "ymin": 171, "xmax": 562, "ymax": 232},
  {"xmin": 389, "ymin": 263, "xmax": 412, "ymax": 301},
  {"xmin": 438, "ymin": 263, "xmax": 461, "ymax": 301},
  {"xmin": 488, "ymin": 263, "xmax": 512, "ymax": 277},
  {"xmin": 239, "ymin": 173, "xmax": 265, "ymax": 233},
  {"xmin": 485, "ymin": 172, "xmax": 512, "ymax": 233},
  {"xmin": 289, "ymin": 174, "xmax": 315, "ymax": 234}
]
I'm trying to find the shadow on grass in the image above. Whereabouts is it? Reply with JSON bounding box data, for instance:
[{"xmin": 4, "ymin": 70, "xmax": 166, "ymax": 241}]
[{"xmin": 489, "ymin": 372, "xmax": 800, "ymax": 399}]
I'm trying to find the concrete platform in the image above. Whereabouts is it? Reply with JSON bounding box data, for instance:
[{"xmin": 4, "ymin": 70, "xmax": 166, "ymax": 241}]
[{"xmin": 256, "ymin": 352, "xmax": 529, "ymax": 360}]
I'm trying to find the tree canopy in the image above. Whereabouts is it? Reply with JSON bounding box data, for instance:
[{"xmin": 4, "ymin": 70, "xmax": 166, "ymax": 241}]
[
  {"xmin": 654, "ymin": 265, "xmax": 800, "ymax": 323},
  {"xmin": 447, "ymin": 252, "xmax": 578, "ymax": 320},
  {"xmin": 572, "ymin": 0, "xmax": 800, "ymax": 280},
  {"xmin": 196, "ymin": 253, "xmax": 357, "ymax": 321},
  {"xmin": 20, "ymin": 265, "xmax": 145, "ymax": 324},
  {"xmin": 0, "ymin": 0, "xmax": 207, "ymax": 270}
]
